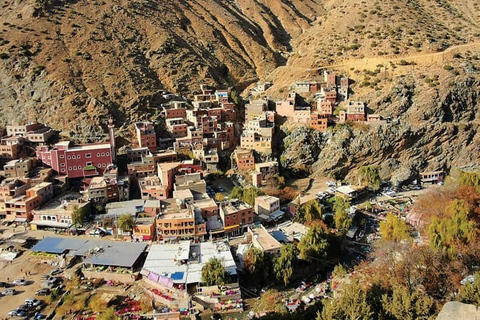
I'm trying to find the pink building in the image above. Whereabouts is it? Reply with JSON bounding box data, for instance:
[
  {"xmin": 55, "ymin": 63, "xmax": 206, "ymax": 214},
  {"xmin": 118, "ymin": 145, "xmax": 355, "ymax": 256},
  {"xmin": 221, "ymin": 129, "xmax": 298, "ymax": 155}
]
[{"xmin": 36, "ymin": 141, "xmax": 113, "ymax": 178}]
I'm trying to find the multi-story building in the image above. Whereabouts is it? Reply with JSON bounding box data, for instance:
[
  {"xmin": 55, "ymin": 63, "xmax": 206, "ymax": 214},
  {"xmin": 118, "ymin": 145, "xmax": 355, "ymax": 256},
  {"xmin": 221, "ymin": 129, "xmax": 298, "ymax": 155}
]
[
  {"xmin": 318, "ymin": 100, "xmax": 333, "ymax": 117},
  {"xmin": 4, "ymin": 182, "xmax": 53, "ymax": 222},
  {"xmin": 245, "ymin": 100, "xmax": 268, "ymax": 121},
  {"xmin": 233, "ymin": 149, "xmax": 255, "ymax": 171},
  {"xmin": 3, "ymin": 158, "xmax": 35, "ymax": 178},
  {"xmin": 155, "ymin": 198, "xmax": 207, "ymax": 240},
  {"xmin": 193, "ymin": 198, "xmax": 218, "ymax": 218},
  {"xmin": 139, "ymin": 176, "xmax": 168, "ymax": 200},
  {"xmin": 310, "ymin": 113, "xmax": 328, "ymax": 132},
  {"xmin": 133, "ymin": 217, "xmax": 156, "ymax": 242},
  {"xmin": 0, "ymin": 178, "xmax": 30, "ymax": 219},
  {"xmin": 36, "ymin": 141, "xmax": 113, "ymax": 178},
  {"xmin": 219, "ymin": 199, "xmax": 254, "ymax": 236},
  {"xmin": 166, "ymin": 118, "xmax": 188, "ymax": 138},
  {"xmin": 275, "ymin": 92, "xmax": 296, "ymax": 118},
  {"xmin": 135, "ymin": 122, "xmax": 157, "ymax": 152},
  {"xmin": 248, "ymin": 225, "xmax": 282, "ymax": 254},
  {"xmin": 30, "ymin": 192, "xmax": 90, "ymax": 230},
  {"xmin": 255, "ymin": 195, "xmax": 280, "ymax": 216},
  {"xmin": 0, "ymin": 138, "xmax": 20, "ymax": 159},
  {"xmin": 161, "ymin": 101, "xmax": 187, "ymax": 119},
  {"xmin": 174, "ymin": 172, "xmax": 206, "ymax": 195},
  {"xmin": 339, "ymin": 101, "xmax": 366, "ymax": 123}
]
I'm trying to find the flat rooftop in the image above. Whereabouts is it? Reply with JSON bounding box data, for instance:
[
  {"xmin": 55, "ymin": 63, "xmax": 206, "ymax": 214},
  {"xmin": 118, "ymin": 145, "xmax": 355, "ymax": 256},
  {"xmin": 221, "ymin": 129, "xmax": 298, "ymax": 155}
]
[
  {"xmin": 222, "ymin": 200, "xmax": 251, "ymax": 215},
  {"xmin": 31, "ymin": 237, "xmax": 147, "ymax": 268},
  {"xmin": 249, "ymin": 226, "xmax": 282, "ymax": 252}
]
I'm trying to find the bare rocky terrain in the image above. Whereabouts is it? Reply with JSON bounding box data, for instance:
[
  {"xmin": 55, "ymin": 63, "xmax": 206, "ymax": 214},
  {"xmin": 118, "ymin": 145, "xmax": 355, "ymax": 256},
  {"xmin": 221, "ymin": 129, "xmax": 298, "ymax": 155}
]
[{"xmin": 0, "ymin": 0, "xmax": 479, "ymax": 179}]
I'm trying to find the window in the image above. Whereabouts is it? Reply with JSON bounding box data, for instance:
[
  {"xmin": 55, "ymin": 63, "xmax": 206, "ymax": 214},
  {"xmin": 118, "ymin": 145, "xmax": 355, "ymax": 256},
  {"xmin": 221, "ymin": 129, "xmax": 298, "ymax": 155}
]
[
  {"xmin": 86, "ymin": 162, "xmax": 92, "ymax": 166},
  {"xmin": 77, "ymin": 155, "xmax": 81, "ymax": 159},
  {"xmin": 86, "ymin": 153, "xmax": 91, "ymax": 158},
  {"xmin": 61, "ymin": 163, "xmax": 65, "ymax": 167},
  {"xmin": 59, "ymin": 155, "xmax": 64, "ymax": 159},
  {"xmin": 106, "ymin": 152, "xmax": 109, "ymax": 156},
  {"xmin": 101, "ymin": 153, "xmax": 105, "ymax": 157},
  {"xmin": 68, "ymin": 167, "xmax": 72, "ymax": 170},
  {"xmin": 97, "ymin": 153, "xmax": 100, "ymax": 157},
  {"xmin": 67, "ymin": 156, "xmax": 71, "ymax": 160}
]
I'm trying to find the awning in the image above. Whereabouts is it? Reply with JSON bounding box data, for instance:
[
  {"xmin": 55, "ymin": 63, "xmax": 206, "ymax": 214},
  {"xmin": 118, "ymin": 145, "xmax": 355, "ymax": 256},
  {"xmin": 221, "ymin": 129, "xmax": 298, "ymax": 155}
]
[
  {"xmin": 224, "ymin": 224, "xmax": 239, "ymax": 231},
  {"xmin": 143, "ymin": 235, "xmax": 152, "ymax": 241},
  {"xmin": 30, "ymin": 221, "xmax": 71, "ymax": 228},
  {"xmin": 14, "ymin": 218, "xmax": 27, "ymax": 222}
]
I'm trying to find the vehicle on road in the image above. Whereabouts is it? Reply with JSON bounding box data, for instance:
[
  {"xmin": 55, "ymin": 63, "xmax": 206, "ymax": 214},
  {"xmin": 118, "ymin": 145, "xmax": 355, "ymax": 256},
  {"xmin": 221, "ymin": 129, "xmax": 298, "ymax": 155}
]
[
  {"xmin": 12, "ymin": 279, "xmax": 27, "ymax": 286},
  {"xmin": 25, "ymin": 298, "xmax": 42, "ymax": 307},
  {"xmin": 2, "ymin": 288, "xmax": 15, "ymax": 295},
  {"xmin": 35, "ymin": 289, "xmax": 50, "ymax": 296},
  {"xmin": 8, "ymin": 310, "xmax": 26, "ymax": 317},
  {"xmin": 50, "ymin": 268, "xmax": 63, "ymax": 276}
]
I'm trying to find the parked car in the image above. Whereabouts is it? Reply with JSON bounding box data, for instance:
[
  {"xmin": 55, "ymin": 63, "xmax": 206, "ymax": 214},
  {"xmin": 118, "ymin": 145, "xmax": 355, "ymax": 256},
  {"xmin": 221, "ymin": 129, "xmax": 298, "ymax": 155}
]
[
  {"xmin": 8, "ymin": 310, "xmax": 26, "ymax": 317},
  {"xmin": 25, "ymin": 298, "xmax": 42, "ymax": 307},
  {"xmin": 33, "ymin": 313, "xmax": 46, "ymax": 320},
  {"xmin": 0, "ymin": 281, "xmax": 10, "ymax": 288},
  {"xmin": 2, "ymin": 288, "xmax": 15, "ymax": 296},
  {"xmin": 35, "ymin": 289, "xmax": 50, "ymax": 296},
  {"xmin": 12, "ymin": 279, "xmax": 27, "ymax": 286},
  {"xmin": 17, "ymin": 304, "xmax": 32, "ymax": 311},
  {"xmin": 217, "ymin": 186, "xmax": 225, "ymax": 192},
  {"xmin": 50, "ymin": 268, "xmax": 63, "ymax": 276}
]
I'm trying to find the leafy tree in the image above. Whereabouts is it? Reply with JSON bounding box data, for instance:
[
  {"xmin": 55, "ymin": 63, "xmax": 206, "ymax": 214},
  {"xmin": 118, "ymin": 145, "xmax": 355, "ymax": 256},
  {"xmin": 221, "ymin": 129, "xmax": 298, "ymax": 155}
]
[
  {"xmin": 214, "ymin": 193, "xmax": 226, "ymax": 202},
  {"xmin": 332, "ymin": 264, "xmax": 348, "ymax": 278},
  {"xmin": 255, "ymin": 289, "xmax": 286, "ymax": 314},
  {"xmin": 229, "ymin": 186, "xmax": 262, "ymax": 206},
  {"xmin": 202, "ymin": 257, "xmax": 228, "ymax": 286},
  {"xmin": 273, "ymin": 244, "xmax": 298, "ymax": 286},
  {"xmin": 97, "ymin": 307, "xmax": 119, "ymax": 320},
  {"xmin": 88, "ymin": 295, "xmax": 108, "ymax": 312},
  {"xmin": 427, "ymin": 199, "xmax": 477, "ymax": 255},
  {"xmin": 229, "ymin": 186, "xmax": 244, "ymax": 200},
  {"xmin": 459, "ymin": 171, "xmax": 480, "ymax": 191},
  {"xmin": 358, "ymin": 165, "xmax": 382, "ymax": 191},
  {"xmin": 334, "ymin": 198, "xmax": 352, "ymax": 233},
  {"xmin": 319, "ymin": 280, "xmax": 372, "ymax": 320},
  {"xmin": 458, "ymin": 272, "xmax": 480, "ymax": 306},
  {"xmin": 382, "ymin": 284, "xmax": 437, "ymax": 320},
  {"xmin": 117, "ymin": 214, "xmax": 135, "ymax": 232},
  {"xmin": 379, "ymin": 213, "xmax": 412, "ymax": 243},
  {"xmin": 298, "ymin": 225, "xmax": 329, "ymax": 261},
  {"xmin": 298, "ymin": 199, "xmax": 322, "ymax": 223},
  {"xmin": 71, "ymin": 205, "xmax": 87, "ymax": 227},
  {"xmin": 243, "ymin": 247, "xmax": 270, "ymax": 285}
]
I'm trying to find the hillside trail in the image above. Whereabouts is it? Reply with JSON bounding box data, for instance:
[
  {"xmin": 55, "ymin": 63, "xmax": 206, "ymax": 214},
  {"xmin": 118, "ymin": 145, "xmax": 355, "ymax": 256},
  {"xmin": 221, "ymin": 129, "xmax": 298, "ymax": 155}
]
[{"xmin": 309, "ymin": 41, "xmax": 480, "ymax": 71}]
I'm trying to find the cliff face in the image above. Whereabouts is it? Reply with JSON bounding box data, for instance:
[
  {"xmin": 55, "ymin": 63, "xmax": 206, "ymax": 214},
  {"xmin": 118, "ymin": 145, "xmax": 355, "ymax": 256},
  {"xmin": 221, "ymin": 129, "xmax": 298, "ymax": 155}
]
[{"xmin": 281, "ymin": 70, "xmax": 480, "ymax": 183}]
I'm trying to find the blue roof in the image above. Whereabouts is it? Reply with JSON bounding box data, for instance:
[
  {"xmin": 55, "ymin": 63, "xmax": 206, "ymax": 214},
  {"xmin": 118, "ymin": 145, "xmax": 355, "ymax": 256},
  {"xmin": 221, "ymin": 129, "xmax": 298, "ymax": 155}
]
[
  {"xmin": 31, "ymin": 237, "xmax": 87, "ymax": 254},
  {"xmin": 31, "ymin": 237, "xmax": 147, "ymax": 268},
  {"xmin": 171, "ymin": 272, "xmax": 184, "ymax": 280},
  {"xmin": 271, "ymin": 230, "xmax": 288, "ymax": 243}
]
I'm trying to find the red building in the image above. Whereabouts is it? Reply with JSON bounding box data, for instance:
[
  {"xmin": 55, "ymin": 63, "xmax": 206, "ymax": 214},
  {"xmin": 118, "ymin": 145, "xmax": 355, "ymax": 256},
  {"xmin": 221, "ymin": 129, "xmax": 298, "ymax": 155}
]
[
  {"xmin": 135, "ymin": 122, "xmax": 157, "ymax": 152},
  {"xmin": 36, "ymin": 141, "xmax": 113, "ymax": 178}
]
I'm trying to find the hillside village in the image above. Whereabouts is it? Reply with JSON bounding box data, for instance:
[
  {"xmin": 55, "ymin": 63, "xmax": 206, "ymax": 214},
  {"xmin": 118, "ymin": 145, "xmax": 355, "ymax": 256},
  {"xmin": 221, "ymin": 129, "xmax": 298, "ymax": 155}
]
[{"xmin": 0, "ymin": 67, "xmax": 478, "ymax": 320}]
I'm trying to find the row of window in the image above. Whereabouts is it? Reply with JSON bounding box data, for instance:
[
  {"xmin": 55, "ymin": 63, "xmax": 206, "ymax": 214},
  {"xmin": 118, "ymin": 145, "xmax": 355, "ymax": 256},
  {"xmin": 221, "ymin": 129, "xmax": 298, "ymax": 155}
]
[{"xmin": 59, "ymin": 152, "xmax": 109, "ymax": 160}]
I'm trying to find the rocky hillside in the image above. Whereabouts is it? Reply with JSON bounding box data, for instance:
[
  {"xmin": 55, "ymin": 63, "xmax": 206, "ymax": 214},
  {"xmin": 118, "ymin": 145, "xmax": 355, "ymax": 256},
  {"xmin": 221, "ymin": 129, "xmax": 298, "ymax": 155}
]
[
  {"xmin": 0, "ymin": 0, "xmax": 323, "ymax": 135},
  {"xmin": 280, "ymin": 55, "xmax": 480, "ymax": 184}
]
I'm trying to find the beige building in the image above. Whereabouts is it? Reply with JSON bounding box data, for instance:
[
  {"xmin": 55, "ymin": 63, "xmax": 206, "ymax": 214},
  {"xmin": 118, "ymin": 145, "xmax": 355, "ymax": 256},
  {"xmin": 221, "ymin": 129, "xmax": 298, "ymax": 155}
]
[{"xmin": 248, "ymin": 225, "xmax": 282, "ymax": 254}]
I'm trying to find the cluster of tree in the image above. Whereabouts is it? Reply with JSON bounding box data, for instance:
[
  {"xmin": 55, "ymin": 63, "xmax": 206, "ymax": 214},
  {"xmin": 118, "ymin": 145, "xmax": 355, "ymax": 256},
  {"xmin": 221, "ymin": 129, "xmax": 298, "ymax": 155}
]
[
  {"xmin": 202, "ymin": 257, "xmax": 228, "ymax": 286},
  {"xmin": 379, "ymin": 213, "xmax": 412, "ymax": 243},
  {"xmin": 229, "ymin": 186, "xmax": 263, "ymax": 206},
  {"xmin": 263, "ymin": 186, "xmax": 297, "ymax": 203},
  {"xmin": 318, "ymin": 281, "xmax": 437, "ymax": 320},
  {"xmin": 358, "ymin": 165, "xmax": 382, "ymax": 191},
  {"xmin": 117, "ymin": 213, "xmax": 135, "ymax": 232},
  {"xmin": 296, "ymin": 199, "xmax": 323, "ymax": 224},
  {"xmin": 333, "ymin": 197, "xmax": 352, "ymax": 233},
  {"xmin": 71, "ymin": 205, "xmax": 90, "ymax": 227}
]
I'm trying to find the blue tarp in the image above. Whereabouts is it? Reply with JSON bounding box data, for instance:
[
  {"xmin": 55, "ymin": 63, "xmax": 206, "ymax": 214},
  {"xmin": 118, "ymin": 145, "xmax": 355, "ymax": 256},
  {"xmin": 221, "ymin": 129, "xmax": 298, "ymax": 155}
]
[
  {"xmin": 171, "ymin": 272, "xmax": 185, "ymax": 280},
  {"xmin": 31, "ymin": 237, "xmax": 87, "ymax": 254}
]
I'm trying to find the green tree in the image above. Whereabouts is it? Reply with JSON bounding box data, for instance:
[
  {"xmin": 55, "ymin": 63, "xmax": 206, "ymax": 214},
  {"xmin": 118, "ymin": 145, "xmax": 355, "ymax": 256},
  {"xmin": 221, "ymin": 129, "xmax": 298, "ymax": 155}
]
[
  {"xmin": 427, "ymin": 199, "xmax": 477, "ymax": 255},
  {"xmin": 298, "ymin": 199, "xmax": 323, "ymax": 223},
  {"xmin": 458, "ymin": 272, "xmax": 480, "ymax": 306},
  {"xmin": 255, "ymin": 289, "xmax": 286, "ymax": 314},
  {"xmin": 379, "ymin": 213, "xmax": 412, "ymax": 243},
  {"xmin": 459, "ymin": 171, "xmax": 480, "ymax": 191},
  {"xmin": 332, "ymin": 264, "xmax": 348, "ymax": 278},
  {"xmin": 228, "ymin": 186, "xmax": 262, "ymax": 206},
  {"xmin": 117, "ymin": 214, "xmax": 134, "ymax": 232},
  {"xmin": 96, "ymin": 307, "xmax": 119, "ymax": 320},
  {"xmin": 88, "ymin": 295, "xmax": 108, "ymax": 312},
  {"xmin": 298, "ymin": 225, "xmax": 329, "ymax": 261},
  {"xmin": 71, "ymin": 205, "xmax": 86, "ymax": 227},
  {"xmin": 334, "ymin": 198, "xmax": 352, "ymax": 233},
  {"xmin": 382, "ymin": 284, "xmax": 437, "ymax": 320},
  {"xmin": 319, "ymin": 280, "xmax": 373, "ymax": 320},
  {"xmin": 358, "ymin": 165, "xmax": 382, "ymax": 191},
  {"xmin": 202, "ymin": 257, "xmax": 228, "ymax": 286},
  {"xmin": 243, "ymin": 247, "xmax": 270, "ymax": 285},
  {"xmin": 273, "ymin": 244, "xmax": 298, "ymax": 286}
]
